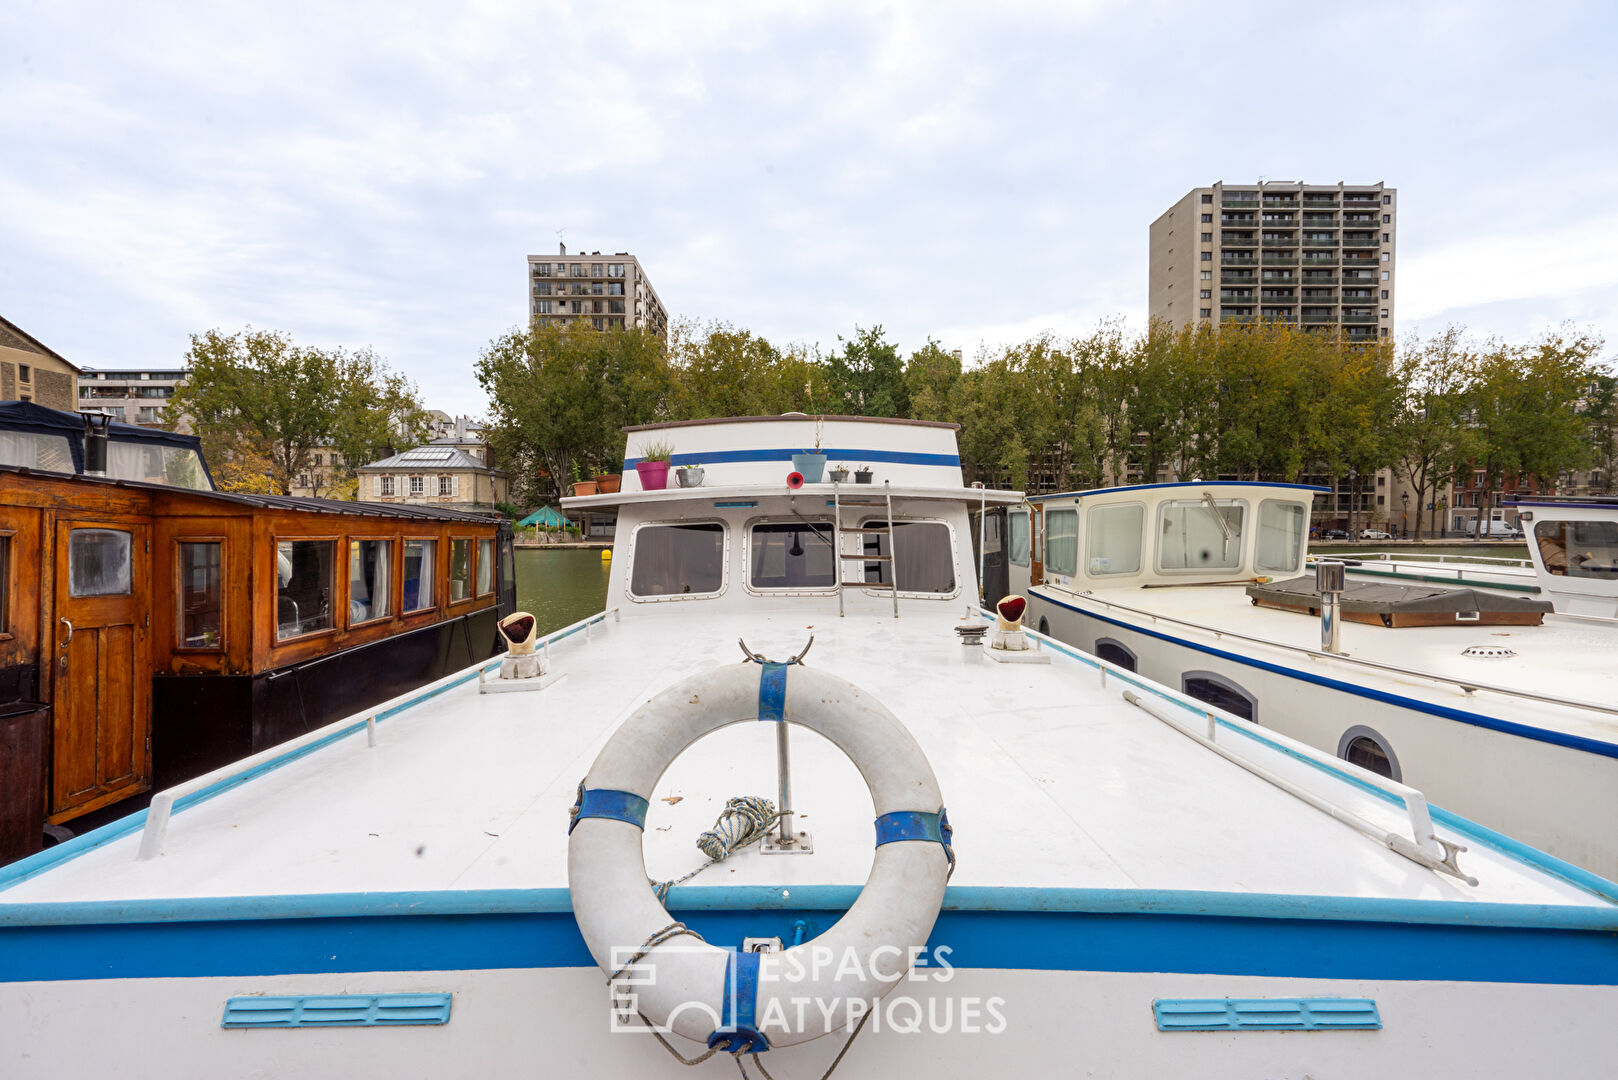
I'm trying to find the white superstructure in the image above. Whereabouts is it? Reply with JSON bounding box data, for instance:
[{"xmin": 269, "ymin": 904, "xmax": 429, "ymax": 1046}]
[{"xmin": 4, "ymin": 426, "xmax": 1617, "ymax": 1079}]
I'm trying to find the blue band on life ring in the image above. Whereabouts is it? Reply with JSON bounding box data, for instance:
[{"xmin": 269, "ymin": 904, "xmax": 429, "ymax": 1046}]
[
  {"xmin": 708, "ymin": 948, "xmax": 770, "ymax": 1055},
  {"xmin": 568, "ymin": 788, "xmax": 650, "ymax": 834},
  {"xmin": 875, "ymin": 808, "xmax": 953, "ymax": 852},
  {"xmin": 757, "ymin": 662, "xmax": 788, "ymax": 722}
]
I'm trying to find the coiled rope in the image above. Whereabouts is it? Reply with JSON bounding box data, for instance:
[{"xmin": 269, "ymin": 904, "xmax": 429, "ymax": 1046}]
[{"xmin": 651, "ymin": 795, "xmax": 780, "ymax": 901}]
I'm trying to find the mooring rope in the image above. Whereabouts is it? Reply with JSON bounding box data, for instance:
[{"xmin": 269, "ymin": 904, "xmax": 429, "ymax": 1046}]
[{"xmin": 651, "ymin": 795, "xmax": 780, "ymax": 901}]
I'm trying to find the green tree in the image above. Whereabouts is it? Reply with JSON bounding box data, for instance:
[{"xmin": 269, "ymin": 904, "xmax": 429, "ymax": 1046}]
[
  {"xmin": 1391, "ymin": 327, "xmax": 1481, "ymax": 539},
  {"xmin": 171, "ymin": 328, "xmax": 428, "ymax": 496},
  {"xmin": 825, "ymin": 325, "xmax": 909, "ymax": 417},
  {"xmin": 475, "ymin": 321, "xmax": 672, "ymax": 504}
]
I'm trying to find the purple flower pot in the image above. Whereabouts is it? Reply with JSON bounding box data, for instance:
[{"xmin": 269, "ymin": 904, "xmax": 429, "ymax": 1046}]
[{"xmin": 636, "ymin": 460, "xmax": 671, "ymax": 490}]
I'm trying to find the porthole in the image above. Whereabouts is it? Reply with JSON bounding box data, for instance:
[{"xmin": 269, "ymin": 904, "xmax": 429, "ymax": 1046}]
[
  {"xmin": 1038, "ymin": 617, "xmax": 1050, "ymax": 636},
  {"xmin": 1182, "ymin": 671, "xmax": 1257, "ymax": 724},
  {"xmin": 1095, "ymin": 637, "xmax": 1137, "ymax": 673},
  {"xmin": 1337, "ymin": 725, "xmax": 1401, "ymax": 782}
]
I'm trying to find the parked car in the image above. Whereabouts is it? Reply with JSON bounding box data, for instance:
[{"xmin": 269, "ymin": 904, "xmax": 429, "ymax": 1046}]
[
  {"xmin": 1321, "ymin": 529, "xmax": 1350, "ymax": 541},
  {"xmin": 1360, "ymin": 528, "xmax": 1392, "ymax": 540},
  {"xmin": 1478, "ymin": 520, "xmax": 1524, "ymax": 539}
]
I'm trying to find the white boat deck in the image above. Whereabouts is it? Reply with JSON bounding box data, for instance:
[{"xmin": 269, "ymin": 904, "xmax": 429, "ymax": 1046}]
[
  {"xmin": 1053, "ymin": 582, "xmax": 1618, "ymax": 747},
  {"xmin": 3, "ymin": 603, "xmax": 1602, "ymax": 911}
]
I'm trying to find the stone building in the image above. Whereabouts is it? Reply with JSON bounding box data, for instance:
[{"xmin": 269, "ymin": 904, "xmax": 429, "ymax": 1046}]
[
  {"xmin": 357, "ymin": 444, "xmax": 509, "ymax": 512},
  {"xmin": 0, "ymin": 315, "xmax": 80, "ymax": 410}
]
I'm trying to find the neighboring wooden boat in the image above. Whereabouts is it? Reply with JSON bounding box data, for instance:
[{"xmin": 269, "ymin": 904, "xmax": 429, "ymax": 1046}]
[
  {"xmin": 0, "ymin": 403, "xmax": 514, "ymax": 862},
  {"xmin": 3, "ymin": 419, "xmax": 1616, "ymax": 1077}
]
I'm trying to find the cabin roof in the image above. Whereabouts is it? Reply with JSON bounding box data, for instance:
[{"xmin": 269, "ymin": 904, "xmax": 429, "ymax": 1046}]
[
  {"xmin": 1028, "ymin": 480, "xmax": 1330, "ymax": 502},
  {"xmin": 623, "ymin": 414, "xmax": 961, "ymax": 432},
  {"xmin": 362, "ymin": 445, "xmax": 495, "ymax": 472},
  {"xmin": 0, "ymin": 465, "xmax": 502, "ymax": 522}
]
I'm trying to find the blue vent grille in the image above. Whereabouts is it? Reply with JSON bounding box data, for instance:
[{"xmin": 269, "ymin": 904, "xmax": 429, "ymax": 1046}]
[
  {"xmin": 222, "ymin": 993, "xmax": 453, "ymax": 1028},
  {"xmin": 1154, "ymin": 997, "xmax": 1380, "ymax": 1032}
]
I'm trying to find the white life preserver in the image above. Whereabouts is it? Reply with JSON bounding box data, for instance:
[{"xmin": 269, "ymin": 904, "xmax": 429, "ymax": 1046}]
[{"xmin": 567, "ymin": 660, "xmax": 953, "ymax": 1055}]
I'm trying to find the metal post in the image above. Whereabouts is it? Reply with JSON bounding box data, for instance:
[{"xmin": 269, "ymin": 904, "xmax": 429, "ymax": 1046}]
[
  {"xmin": 834, "ymin": 482, "xmax": 845, "ymax": 618},
  {"xmin": 976, "ymin": 482, "xmax": 987, "ymax": 607},
  {"xmin": 1317, "ymin": 559, "xmax": 1345, "ymax": 654},
  {"xmin": 775, "ymin": 721, "xmax": 794, "ymax": 846},
  {"xmin": 885, "ymin": 480, "xmax": 898, "ymax": 618}
]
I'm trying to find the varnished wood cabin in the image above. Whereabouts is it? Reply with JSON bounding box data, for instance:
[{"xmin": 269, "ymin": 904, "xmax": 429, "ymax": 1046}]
[{"xmin": 0, "ymin": 403, "xmax": 514, "ymax": 862}]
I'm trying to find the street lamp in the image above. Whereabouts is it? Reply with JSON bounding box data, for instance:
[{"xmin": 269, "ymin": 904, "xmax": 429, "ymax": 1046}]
[{"xmin": 1400, "ymin": 491, "xmax": 1409, "ymax": 539}]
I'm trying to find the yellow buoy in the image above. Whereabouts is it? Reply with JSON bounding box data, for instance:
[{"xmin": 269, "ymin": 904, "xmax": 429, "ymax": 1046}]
[{"xmin": 600, "ymin": 549, "xmax": 612, "ymax": 561}]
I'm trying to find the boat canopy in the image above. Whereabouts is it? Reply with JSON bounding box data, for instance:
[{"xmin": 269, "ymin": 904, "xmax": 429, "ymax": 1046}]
[
  {"xmin": 0, "ymin": 401, "xmax": 214, "ymax": 490},
  {"xmin": 1247, "ymin": 576, "xmax": 1552, "ymax": 628}
]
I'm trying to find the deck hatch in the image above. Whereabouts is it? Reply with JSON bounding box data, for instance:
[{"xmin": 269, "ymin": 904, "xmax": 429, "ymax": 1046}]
[
  {"xmin": 1152, "ymin": 997, "xmax": 1380, "ymax": 1031},
  {"xmin": 221, "ymin": 992, "xmax": 453, "ymax": 1028}
]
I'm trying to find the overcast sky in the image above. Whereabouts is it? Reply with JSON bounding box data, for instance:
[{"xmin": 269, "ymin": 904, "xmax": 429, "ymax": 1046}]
[{"xmin": 4, "ymin": 1, "xmax": 1616, "ymax": 415}]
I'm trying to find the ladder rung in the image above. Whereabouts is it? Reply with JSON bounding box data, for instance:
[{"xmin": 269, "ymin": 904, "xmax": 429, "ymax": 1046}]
[
  {"xmin": 839, "ymin": 527, "xmax": 889, "ymax": 534},
  {"xmin": 839, "ymin": 553, "xmax": 890, "ymax": 560}
]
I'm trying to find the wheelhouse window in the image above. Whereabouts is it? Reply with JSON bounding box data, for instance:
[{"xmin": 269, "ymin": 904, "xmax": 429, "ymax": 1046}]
[
  {"xmin": 749, "ymin": 521, "xmax": 835, "ymax": 590},
  {"xmin": 0, "ymin": 430, "xmax": 73, "ymax": 472},
  {"xmin": 1045, "ymin": 509, "xmax": 1078, "ymax": 576},
  {"xmin": 106, "ymin": 441, "xmax": 211, "ymax": 491},
  {"xmin": 178, "ymin": 541, "xmax": 222, "ymax": 649},
  {"xmin": 403, "ymin": 539, "xmax": 436, "ymax": 611},
  {"xmin": 449, "ymin": 539, "xmax": 472, "ymax": 601},
  {"xmin": 276, "ymin": 540, "xmax": 334, "ymax": 639},
  {"xmin": 1086, "ymin": 503, "xmax": 1144, "ymax": 576},
  {"xmin": 1534, "ymin": 520, "xmax": 1618, "ymax": 578},
  {"xmin": 1255, "ymin": 500, "xmax": 1308, "ymax": 574},
  {"xmin": 1008, "ymin": 510, "xmax": 1030, "ymax": 567},
  {"xmin": 349, "ymin": 538, "xmax": 392, "ymax": 624},
  {"xmin": 858, "ymin": 520, "xmax": 956, "ymax": 595},
  {"xmin": 630, "ymin": 523, "xmax": 726, "ymax": 598},
  {"xmin": 69, "ymin": 529, "xmax": 132, "ymax": 597},
  {"xmin": 1159, "ymin": 498, "xmax": 1247, "ymax": 572},
  {"xmin": 477, "ymin": 537, "xmax": 495, "ymax": 596}
]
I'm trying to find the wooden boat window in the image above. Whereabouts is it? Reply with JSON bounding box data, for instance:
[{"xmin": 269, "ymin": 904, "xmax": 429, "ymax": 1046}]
[
  {"xmin": 1256, "ymin": 500, "xmax": 1308, "ymax": 574},
  {"xmin": 177, "ymin": 541, "xmax": 223, "ymax": 650},
  {"xmin": 1158, "ymin": 498, "xmax": 1247, "ymax": 573},
  {"xmin": 1533, "ymin": 519, "xmax": 1618, "ymax": 578},
  {"xmin": 1008, "ymin": 510, "xmax": 1029, "ymax": 568},
  {"xmin": 477, "ymin": 538, "xmax": 495, "ymax": 596},
  {"xmin": 403, "ymin": 539, "xmax": 436, "ymax": 612},
  {"xmin": 349, "ymin": 539, "xmax": 393, "ymax": 625},
  {"xmin": 1046, "ymin": 510, "xmax": 1079, "ymax": 576},
  {"xmin": 858, "ymin": 520, "xmax": 957, "ymax": 595},
  {"xmin": 1086, "ymin": 504, "xmax": 1144, "ymax": 576},
  {"xmin": 449, "ymin": 539, "xmax": 473, "ymax": 603},
  {"xmin": 749, "ymin": 521, "xmax": 835, "ymax": 590},
  {"xmin": 69, "ymin": 529, "xmax": 133, "ymax": 597},
  {"xmin": 629, "ymin": 523, "xmax": 726, "ymax": 599},
  {"xmin": 276, "ymin": 540, "xmax": 335, "ymax": 639}
]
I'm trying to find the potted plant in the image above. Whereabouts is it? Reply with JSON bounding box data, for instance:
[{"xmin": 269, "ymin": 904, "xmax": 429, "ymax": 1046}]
[
  {"xmin": 829, "ymin": 463, "xmax": 850, "ymax": 483},
  {"xmin": 636, "ymin": 440, "xmax": 674, "ymax": 491},
  {"xmin": 595, "ymin": 471, "xmax": 622, "ymax": 494},
  {"xmin": 791, "ymin": 416, "xmax": 827, "ymax": 483},
  {"xmin": 570, "ymin": 461, "xmax": 598, "ymax": 497},
  {"xmin": 854, "ymin": 464, "xmax": 873, "ymax": 484},
  {"xmin": 677, "ymin": 461, "xmax": 705, "ymax": 488}
]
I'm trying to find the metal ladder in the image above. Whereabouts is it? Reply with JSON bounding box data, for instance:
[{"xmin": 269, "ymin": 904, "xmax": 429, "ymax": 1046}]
[{"xmin": 832, "ymin": 479, "xmax": 899, "ymax": 619}]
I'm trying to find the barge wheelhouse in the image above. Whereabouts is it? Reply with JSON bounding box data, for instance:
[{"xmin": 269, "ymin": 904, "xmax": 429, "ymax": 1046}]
[{"xmin": 0, "ymin": 404, "xmax": 514, "ymax": 863}]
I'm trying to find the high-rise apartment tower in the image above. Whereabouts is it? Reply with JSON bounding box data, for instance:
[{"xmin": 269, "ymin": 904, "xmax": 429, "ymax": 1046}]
[
  {"xmin": 1149, "ymin": 181, "xmax": 1396, "ymax": 340},
  {"xmin": 526, "ymin": 246, "xmax": 667, "ymax": 338}
]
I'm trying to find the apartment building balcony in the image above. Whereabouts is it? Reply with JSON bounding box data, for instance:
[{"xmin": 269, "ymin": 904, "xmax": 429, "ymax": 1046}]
[
  {"xmin": 1342, "ymin": 235, "xmax": 1379, "ymax": 248},
  {"xmin": 1342, "ymin": 314, "xmax": 1378, "ymax": 324},
  {"xmin": 1261, "ymin": 310, "xmax": 1298, "ymax": 322},
  {"xmin": 1221, "ymin": 314, "xmax": 1259, "ymax": 324},
  {"xmin": 1342, "ymin": 273, "xmax": 1378, "ymax": 285},
  {"xmin": 1343, "ymin": 196, "xmax": 1380, "ymax": 208},
  {"xmin": 1301, "ymin": 237, "xmax": 1340, "ymax": 247},
  {"xmin": 1221, "ymin": 215, "xmax": 1258, "ymax": 226},
  {"xmin": 1341, "ymin": 291, "xmax": 1376, "ymax": 301},
  {"xmin": 1341, "ymin": 254, "xmax": 1379, "ymax": 266},
  {"xmin": 1221, "ymin": 196, "xmax": 1260, "ymax": 208},
  {"xmin": 1261, "ymin": 233, "xmax": 1295, "ymax": 245},
  {"xmin": 1301, "ymin": 275, "xmax": 1338, "ymax": 285},
  {"xmin": 1262, "ymin": 197, "xmax": 1298, "ymax": 208},
  {"xmin": 1302, "ymin": 196, "xmax": 1339, "ymax": 208},
  {"xmin": 1261, "ymin": 298, "xmax": 1297, "ymax": 307},
  {"xmin": 1221, "ymin": 236, "xmax": 1258, "ymax": 247},
  {"xmin": 1343, "ymin": 217, "xmax": 1379, "ymax": 227},
  {"xmin": 1221, "ymin": 272, "xmax": 1256, "ymax": 284},
  {"xmin": 1261, "ymin": 256, "xmax": 1298, "ymax": 267},
  {"xmin": 1221, "ymin": 253, "xmax": 1257, "ymax": 265},
  {"xmin": 1221, "ymin": 296, "xmax": 1255, "ymax": 306},
  {"xmin": 1261, "ymin": 272, "xmax": 1297, "ymax": 283},
  {"xmin": 1301, "ymin": 312, "xmax": 1339, "ymax": 324}
]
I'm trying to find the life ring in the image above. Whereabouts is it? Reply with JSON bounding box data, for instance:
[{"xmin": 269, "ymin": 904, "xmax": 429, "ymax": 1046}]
[{"xmin": 567, "ymin": 660, "xmax": 953, "ymax": 1055}]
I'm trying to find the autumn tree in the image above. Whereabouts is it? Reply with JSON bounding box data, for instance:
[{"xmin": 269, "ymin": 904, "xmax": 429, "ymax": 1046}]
[{"xmin": 171, "ymin": 328, "xmax": 428, "ymax": 496}]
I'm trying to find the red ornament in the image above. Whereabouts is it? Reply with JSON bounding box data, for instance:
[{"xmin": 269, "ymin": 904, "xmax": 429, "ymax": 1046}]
[{"xmin": 786, "ymin": 471, "xmax": 804, "ymax": 490}]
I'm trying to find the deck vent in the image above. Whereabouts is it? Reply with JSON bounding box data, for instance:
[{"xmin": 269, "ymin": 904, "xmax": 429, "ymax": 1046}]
[
  {"xmin": 1153, "ymin": 997, "xmax": 1381, "ymax": 1032},
  {"xmin": 222, "ymin": 993, "xmax": 453, "ymax": 1028},
  {"xmin": 1460, "ymin": 645, "xmax": 1517, "ymax": 659}
]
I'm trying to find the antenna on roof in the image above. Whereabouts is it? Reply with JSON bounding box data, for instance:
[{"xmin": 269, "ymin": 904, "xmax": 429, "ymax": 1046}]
[{"xmin": 556, "ymin": 227, "xmax": 567, "ymax": 256}]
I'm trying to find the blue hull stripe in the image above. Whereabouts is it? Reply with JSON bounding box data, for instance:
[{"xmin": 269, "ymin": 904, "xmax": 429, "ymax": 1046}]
[
  {"xmin": 4, "ymin": 893, "xmax": 1617, "ymax": 985},
  {"xmin": 623, "ymin": 448, "xmax": 960, "ymax": 469},
  {"xmin": 1034, "ymin": 590, "xmax": 1618, "ymax": 760}
]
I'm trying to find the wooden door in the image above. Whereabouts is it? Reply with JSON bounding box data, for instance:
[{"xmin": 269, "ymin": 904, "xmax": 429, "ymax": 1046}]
[
  {"xmin": 1029, "ymin": 504, "xmax": 1045, "ymax": 587},
  {"xmin": 51, "ymin": 519, "xmax": 150, "ymax": 819}
]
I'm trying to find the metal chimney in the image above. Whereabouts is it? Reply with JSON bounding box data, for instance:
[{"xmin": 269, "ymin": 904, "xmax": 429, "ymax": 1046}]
[
  {"xmin": 82, "ymin": 412, "xmax": 111, "ymax": 477},
  {"xmin": 1316, "ymin": 560, "xmax": 1346, "ymax": 654}
]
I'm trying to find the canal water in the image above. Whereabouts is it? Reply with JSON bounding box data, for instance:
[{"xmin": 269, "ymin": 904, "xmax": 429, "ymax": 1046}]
[{"xmin": 514, "ymin": 548, "xmax": 613, "ymax": 635}]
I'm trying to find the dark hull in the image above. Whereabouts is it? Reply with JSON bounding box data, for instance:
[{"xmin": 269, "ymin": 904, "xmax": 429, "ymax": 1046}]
[{"xmin": 152, "ymin": 607, "xmax": 503, "ymax": 790}]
